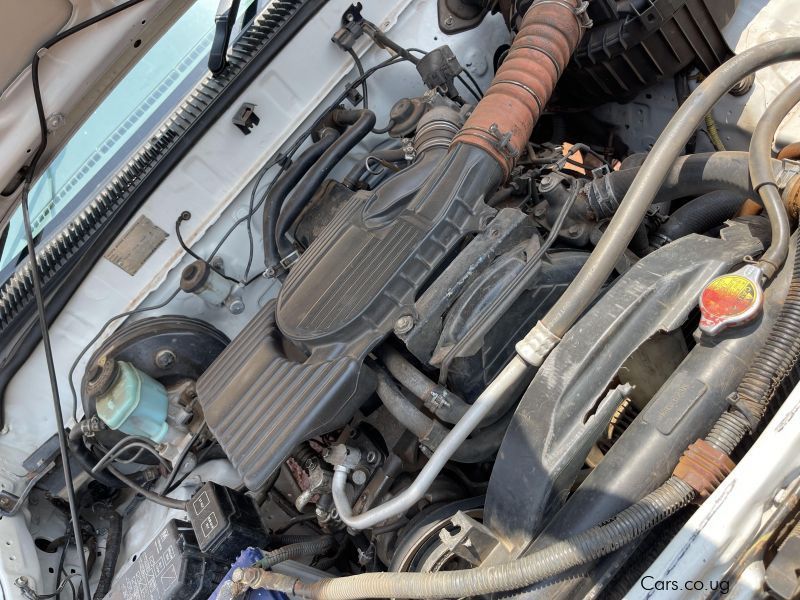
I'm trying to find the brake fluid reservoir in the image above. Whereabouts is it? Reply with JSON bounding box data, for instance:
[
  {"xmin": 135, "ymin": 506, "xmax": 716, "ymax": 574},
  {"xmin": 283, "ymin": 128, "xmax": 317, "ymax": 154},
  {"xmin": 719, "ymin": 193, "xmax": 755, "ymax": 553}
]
[{"xmin": 89, "ymin": 357, "xmax": 170, "ymax": 443}]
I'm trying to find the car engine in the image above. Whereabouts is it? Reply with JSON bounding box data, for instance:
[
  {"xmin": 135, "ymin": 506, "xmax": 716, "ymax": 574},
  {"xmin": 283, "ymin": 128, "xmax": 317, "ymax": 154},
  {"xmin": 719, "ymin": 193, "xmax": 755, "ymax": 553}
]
[{"xmin": 6, "ymin": 0, "xmax": 800, "ymax": 598}]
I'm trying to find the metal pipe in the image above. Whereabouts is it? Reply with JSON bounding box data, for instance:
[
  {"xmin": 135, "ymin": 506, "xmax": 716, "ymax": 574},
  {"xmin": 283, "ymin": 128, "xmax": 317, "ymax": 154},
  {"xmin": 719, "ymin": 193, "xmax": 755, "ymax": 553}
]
[
  {"xmin": 749, "ymin": 74, "xmax": 800, "ymax": 276},
  {"xmin": 530, "ymin": 38, "xmax": 800, "ymax": 358},
  {"xmin": 333, "ymin": 357, "xmax": 529, "ymax": 530}
]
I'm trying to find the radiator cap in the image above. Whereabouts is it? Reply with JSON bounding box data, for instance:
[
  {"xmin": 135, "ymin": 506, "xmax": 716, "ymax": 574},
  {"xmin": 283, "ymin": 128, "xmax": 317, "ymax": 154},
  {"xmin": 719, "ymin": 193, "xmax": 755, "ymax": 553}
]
[{"xmin": 699, "ymin": 264, "xmax": 764, "ymax": 335}]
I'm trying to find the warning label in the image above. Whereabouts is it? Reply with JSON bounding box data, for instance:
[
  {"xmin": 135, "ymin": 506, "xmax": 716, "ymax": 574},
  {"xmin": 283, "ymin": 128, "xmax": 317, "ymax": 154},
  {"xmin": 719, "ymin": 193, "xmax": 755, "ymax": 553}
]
[{"xmin": 106, "ymin": 522, "xmax": 185, "ymax": 600}]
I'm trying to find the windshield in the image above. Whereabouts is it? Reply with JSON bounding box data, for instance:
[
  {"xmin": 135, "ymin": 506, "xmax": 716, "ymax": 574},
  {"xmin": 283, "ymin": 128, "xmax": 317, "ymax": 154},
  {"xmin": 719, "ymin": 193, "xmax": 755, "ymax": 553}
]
[{"xmin": 0, "ymin": 0, "xmax": 263, "ymax": 281}]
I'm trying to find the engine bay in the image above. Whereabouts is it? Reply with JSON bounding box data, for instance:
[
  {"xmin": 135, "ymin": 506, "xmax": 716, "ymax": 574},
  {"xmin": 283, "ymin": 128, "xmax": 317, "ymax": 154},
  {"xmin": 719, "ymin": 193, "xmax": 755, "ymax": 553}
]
[{"xmin": 4, "ymin": 0, "xmax": 800, "ymax": 598}]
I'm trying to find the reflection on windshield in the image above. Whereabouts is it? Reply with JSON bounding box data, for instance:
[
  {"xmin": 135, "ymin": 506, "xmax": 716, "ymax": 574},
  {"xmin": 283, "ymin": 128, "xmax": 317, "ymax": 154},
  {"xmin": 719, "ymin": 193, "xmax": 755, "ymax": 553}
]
[{"xmin": 0, "ymin": 0, "xmax": 219, "ymax": 273}]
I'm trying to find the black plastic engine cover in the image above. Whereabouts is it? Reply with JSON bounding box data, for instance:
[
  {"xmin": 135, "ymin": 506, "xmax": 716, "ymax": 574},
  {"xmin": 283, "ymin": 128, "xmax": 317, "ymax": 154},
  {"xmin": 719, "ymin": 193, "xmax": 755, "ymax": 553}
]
[
  {"xmin": 276, "ymin": 145, "xmax": 499, "ymax": 360},
  {"xmin": 196, "ymin": 302, "xmax": 375, "ymax": 489},
  {"xmin": 197, "ymin": 146, "xmax": 502, "ymax": 489}
]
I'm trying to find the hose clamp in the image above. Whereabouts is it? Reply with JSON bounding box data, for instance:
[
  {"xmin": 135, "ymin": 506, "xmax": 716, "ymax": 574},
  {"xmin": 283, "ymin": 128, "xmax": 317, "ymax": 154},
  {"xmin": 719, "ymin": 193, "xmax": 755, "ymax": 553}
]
[
  {"xmin": 725, "ymin": 392, "xmax": 763, "ymax": 432},
  {"xmin": 515, "ymin": 320, "xmax": 560, "ymax": 366},
  {"xmin": 532, "ymin": 0, "xmax": 593, "ymax": 30}
]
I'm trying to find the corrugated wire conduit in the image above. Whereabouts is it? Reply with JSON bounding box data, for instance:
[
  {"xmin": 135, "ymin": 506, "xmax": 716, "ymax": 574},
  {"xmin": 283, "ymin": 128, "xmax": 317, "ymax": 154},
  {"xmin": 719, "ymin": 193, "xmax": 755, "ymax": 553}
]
[{"xmin": 231, "ymin": 23, "xmax": 800, "ymax": 600}]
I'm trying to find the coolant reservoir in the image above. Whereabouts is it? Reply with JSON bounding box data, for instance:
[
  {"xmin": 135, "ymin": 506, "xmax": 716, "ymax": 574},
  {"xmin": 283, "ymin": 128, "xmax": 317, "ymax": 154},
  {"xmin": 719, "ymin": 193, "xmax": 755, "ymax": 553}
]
[{"xmin": 88, "ymin": 357, "xmax": 170, "ymax": 443}]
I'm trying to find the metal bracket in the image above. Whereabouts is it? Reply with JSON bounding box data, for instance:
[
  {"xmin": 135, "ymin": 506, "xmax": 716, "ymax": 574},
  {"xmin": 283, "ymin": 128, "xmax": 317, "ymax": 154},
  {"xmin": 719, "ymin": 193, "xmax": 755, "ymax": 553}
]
[
  {"xmin": 279, "ymin": 250, "xmax": 301, "ymax": 271},
  {"xmin": 487, "ymin": 123, "xmax": 521, "ymax": 159},
  {"xmin": 331, "ymin": 3, "xmax": 366, "ymax": 51},
  {"xmin": 439, "ymin": 511, "xmax": 499, "ymax": 566},
  {"xmin": 0, "ymin": 460, "xmax": 55, "ymax": 517}
]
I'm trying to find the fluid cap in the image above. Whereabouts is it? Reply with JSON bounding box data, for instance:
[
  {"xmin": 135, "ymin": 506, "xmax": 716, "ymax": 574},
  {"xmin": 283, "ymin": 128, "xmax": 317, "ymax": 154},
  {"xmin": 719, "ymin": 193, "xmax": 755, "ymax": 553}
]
[{"xmin": 699, "ymin": 264, "xmax": 764, "ymax": 335}]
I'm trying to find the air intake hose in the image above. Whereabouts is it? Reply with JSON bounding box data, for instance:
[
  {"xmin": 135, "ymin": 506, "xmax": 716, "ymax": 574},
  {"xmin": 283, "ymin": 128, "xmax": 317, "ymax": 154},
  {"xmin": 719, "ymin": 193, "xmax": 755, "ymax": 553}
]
[{"xmin": 452, "ymin": 0, "xmax": 587, "ymax": 180}]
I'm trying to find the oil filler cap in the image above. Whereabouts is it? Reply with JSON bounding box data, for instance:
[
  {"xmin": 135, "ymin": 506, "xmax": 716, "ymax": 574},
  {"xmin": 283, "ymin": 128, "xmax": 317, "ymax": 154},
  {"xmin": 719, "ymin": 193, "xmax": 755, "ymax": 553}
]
[{"xmin": 699, "ymin": 264, "xmax": 764, "ymax": 335}]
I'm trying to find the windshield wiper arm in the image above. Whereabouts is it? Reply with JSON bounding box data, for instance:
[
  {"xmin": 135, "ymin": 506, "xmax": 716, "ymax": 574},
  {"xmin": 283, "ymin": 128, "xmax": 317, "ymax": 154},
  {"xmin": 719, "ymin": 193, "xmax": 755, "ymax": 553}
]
[{"xmin": 209, "ymin": 0, "xmax": 241, "ymax": 75}]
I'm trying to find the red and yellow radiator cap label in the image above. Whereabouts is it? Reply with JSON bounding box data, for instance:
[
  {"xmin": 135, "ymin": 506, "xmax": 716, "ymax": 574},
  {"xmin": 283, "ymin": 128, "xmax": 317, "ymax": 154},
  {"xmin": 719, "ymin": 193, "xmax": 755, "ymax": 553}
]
[{"xmin": 699, "ymin": 266, "xmax": 764, "ymax": 335}]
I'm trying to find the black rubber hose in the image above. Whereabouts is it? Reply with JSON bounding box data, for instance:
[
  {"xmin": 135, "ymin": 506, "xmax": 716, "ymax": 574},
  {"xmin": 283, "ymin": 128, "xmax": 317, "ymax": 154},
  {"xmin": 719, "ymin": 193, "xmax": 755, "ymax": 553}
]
[
  {"xmin": 749, "ymin": 75, "xmax": 800, "ymax": 277},
  {"xmin": 374, "ymin": 370, "xmax": 510, "ymax": 463},
  {"xmin": 92, "ymin": 508, "xmax": 121, "ymax": 600},
  {"xmin": 651, "ymin": 190, "xmax": 746, "ymax": 248},
  {"xmin": 256, "ymin": 536, "xmax": 335, "ymax": 570},
  {"xmin": 377, "ymin": 346, "xmax": 515, "ymax": 430},
  {"xmin": 588, "ymin": 152, "xmax": 765, "ymax": 220},
  {"xmin": 106, "ymin": 466, "xmax": 187, "ymax": 510},
  {"xmin": 707, "ymin": 231, "xmax": 800, "ymax": 453},
  {"xmin": 375, "ymin": 370, "xmax": 441, "ymax": 445},
  {"xmin": 67, "ymin": 436, "xmax": 126, "ymax": 489},
  {"xmin": 275, "ymin": 108, "xmax": 376, "ymax": 259},
  {"xmin": 342, "ymin": 147, "xmax": 407, "ymax": 189},
  {"xmin": 235, "ymin": 479, "xmax": 694, "ymax": 599},
  {"xmin": 262, "ymin": 129, "xmax": 339, "ymax": 269},
  {"xmin": 377, "ymin": 346, "xmax": 470, "ymax": 424}
]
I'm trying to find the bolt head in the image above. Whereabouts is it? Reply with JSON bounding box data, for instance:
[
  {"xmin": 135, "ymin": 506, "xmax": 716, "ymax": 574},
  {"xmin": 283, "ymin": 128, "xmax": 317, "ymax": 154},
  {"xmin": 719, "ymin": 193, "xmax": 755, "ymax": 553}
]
[
  {"xmin": 444, "ymin": 15, "xmax": 454, "ymax": 26},
  {"xmin": 394, "ymin": 315, "xmax": 414, "ymax": 334},
  {"xmin": 46, "ymin": 113, "xmax": 65, "ymax": 130},
  {"xmin": 155, "ymin": 349, "xmax": 176, "ymax": 369},
  {"xmin": 352, "ymin": 469, "xmax": 368, "ymax": 485},
  {"xmin": 228, "ymin": 298, "xmax": 245, "ymax": 315}
]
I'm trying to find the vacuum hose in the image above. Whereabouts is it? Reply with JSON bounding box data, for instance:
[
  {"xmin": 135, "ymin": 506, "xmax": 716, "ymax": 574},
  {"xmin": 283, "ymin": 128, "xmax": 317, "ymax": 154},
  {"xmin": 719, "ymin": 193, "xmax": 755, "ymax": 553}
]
[
  {"xmin": 275, "ymin": 108, "xmax": 376, "ymax": 260},
  {"xmin": 263, "ymin": 129, "xmax": 340, "ymax": 269}
]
